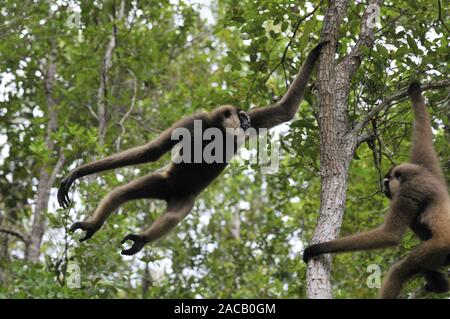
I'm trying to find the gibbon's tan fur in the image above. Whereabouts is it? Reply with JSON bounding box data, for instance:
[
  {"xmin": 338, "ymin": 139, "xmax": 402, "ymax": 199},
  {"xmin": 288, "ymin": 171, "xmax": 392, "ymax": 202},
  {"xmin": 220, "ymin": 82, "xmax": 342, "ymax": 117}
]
[{"xmin": 303, "ymin": 82, "xmax": 450, "ymax": 299}]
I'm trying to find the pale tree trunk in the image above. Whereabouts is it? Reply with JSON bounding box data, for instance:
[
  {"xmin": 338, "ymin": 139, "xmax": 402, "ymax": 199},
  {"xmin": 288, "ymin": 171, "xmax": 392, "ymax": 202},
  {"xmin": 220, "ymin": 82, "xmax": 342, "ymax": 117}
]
[
  {"xmin": 306, "ymin": 0, "xmax": 381, "ymax": 298},
  {"xmin": 231, "ymin": 209, "xmax": 241, "ymax": 240},
  {"xmin": 97, "ymin": 0, "xmax": 125, "ymax": 147},
  {"xmin": 27, "ymin": 41, "xmax": 66, "ymax": 262}
]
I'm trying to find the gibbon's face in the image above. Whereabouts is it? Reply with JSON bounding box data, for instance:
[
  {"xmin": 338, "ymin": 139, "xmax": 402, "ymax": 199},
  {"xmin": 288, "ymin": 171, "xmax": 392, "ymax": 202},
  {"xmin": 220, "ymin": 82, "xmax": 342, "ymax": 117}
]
[
  {"xmin": 220, "ymin": 105, "xmax": 251, "ymax": 131},
  {"xmin": 383, "ymin": 168, "xmax": 400, "ymax": 199},
  {"xmin": 382, "ymin": 163, "xmax": 420, "ymax": 199}
]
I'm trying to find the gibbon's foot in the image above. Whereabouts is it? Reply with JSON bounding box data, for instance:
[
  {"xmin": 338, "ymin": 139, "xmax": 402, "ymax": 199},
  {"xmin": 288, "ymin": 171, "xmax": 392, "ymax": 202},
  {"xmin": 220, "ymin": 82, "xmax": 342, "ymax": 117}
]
[
  {"xmin": 58, "ymin": 176, "xmax": 74, "ymax": 209},
  {"xmin": 120, "ymin": 234, "xmax": 147, "ymax": 255},
  {"xmin": 69, "ymin": 220, "xmax": 100, "ymax": 242},
  {"xmin": 425, "ymin": 283, "xmax": 449, "ymax": 294},
  {"xmin": 303, "ymin": 244, "xmax": 323, "ymax": 263},
  {"xmin": 424, "ymin": 271, "xmax": 450, "ymax": 293}
]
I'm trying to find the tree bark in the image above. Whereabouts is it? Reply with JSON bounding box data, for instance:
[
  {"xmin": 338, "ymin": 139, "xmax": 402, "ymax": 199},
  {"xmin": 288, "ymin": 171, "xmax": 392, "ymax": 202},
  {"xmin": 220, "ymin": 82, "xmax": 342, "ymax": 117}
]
[
  {"xmin": 97, "ymin": 0, "xmax": 125, "ymax": 147},
  {"xmin": 305, "ymin": 0, "xmax": 448, "ymax": 299},
  {"xmin": 27, "ymin": 40, "xmax": 66, "ymax": 262},
  {"xmin": 306, "ymin": 0, "xmax": 381, "ymax": 298}
]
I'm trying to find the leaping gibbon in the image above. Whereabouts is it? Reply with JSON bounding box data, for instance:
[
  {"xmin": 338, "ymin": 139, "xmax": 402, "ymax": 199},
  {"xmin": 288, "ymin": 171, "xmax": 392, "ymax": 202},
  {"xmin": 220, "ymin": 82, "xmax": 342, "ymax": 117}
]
[{"xmin": 58, "ymin": 43, "xmax": 326, "ymax": 255}]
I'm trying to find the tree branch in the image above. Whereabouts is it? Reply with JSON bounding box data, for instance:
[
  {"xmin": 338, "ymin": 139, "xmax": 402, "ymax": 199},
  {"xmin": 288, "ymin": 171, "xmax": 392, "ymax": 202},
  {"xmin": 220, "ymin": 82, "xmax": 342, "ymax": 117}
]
[
  {"xmin": 437, "ymin": 0, "xmax": 450, "ymax": 34},
  {"xmin": 264, "ymin": 3, "xmax": 320, "ymax": 84},
  {"xmin": 97, "ymin": 0, "xmax": 126, "ymax": 147},
  {"xmin": 353, "ymin": 78, "xmax": 450, "ymax": 133},
  {"xmin": 0, "ymin": 227, "xmax": 29, "ymax": 244},
  {"xmin": 116, "ymin": 69, "xmax": 137, "ymax": 151},
  {"xmin": 337, "ymin": 0, "xmax": 382, "ymax": 77},
  {"xmin": 356, "ymin": 131, "xmax": 374, "ymax": 146},
  {"xmin": 49, "ymin": 151, "xmax": 66, "ymax": 188}
]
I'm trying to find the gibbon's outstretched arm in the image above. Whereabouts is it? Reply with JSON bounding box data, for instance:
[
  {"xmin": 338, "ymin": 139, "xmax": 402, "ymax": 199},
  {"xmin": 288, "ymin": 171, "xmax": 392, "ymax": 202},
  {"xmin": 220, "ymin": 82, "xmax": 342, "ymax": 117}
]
[
  {"xmin": 248, "ymin": 42, "xmax": 326, "ymax": 130},
  {"xmin": 303, "ymin": 196, "xmax": 415, "ymax": 263},
  {"xmin": 57, "ymin": 112, "xmax": 210, "ymax": 208},
  {"xmin": 407, "ymin": 82, "xmax": 446, "ymax": 185}
]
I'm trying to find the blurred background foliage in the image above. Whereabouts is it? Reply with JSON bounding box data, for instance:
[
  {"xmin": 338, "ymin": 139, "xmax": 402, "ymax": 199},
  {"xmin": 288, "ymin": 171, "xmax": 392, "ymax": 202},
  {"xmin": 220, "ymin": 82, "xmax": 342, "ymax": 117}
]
[{"xmin": 0, "ymin": 0, "xmax": 448, "ymax": 298}]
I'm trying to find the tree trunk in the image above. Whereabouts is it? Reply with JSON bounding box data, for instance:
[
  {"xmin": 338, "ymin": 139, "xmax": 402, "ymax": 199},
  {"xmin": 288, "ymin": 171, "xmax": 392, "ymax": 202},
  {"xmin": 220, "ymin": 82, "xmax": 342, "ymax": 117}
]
[
  {"xmin": 306, "ymin": 0, "xmax": 381, "ymax": 298},
  {"xmin": 28, "ymin": 41, "xmax": 65, "ymax": 262},
  {"xmin": 97, "ymin": 0, "xmax": 125, "ymax": 147}
]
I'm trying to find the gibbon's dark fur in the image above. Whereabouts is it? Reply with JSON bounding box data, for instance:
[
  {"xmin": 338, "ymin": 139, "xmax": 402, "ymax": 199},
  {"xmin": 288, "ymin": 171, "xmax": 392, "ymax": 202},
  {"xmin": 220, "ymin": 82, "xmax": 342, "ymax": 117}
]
[
  {"xmin": 58, "ymin": 43, "xmax": 326, "ymax": 255},
  {"xmin": 303, "ymin": 81, "xmax": 450, "ymax": 298}
]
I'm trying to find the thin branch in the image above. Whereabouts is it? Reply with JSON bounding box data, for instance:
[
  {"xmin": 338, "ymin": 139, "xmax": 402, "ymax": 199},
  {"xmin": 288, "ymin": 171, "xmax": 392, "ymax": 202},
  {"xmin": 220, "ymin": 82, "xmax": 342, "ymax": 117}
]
[
  {"xmin": 353, "ymin": 78, "xmax": 450, "ymax": 133},
  {"xmin": 356, "ymin": 131, "xmax": 374, "ymax": 145},
  {"xmin": 97, "ymin": 0, "xmax": 126, "ymax": 146},
  {"xmin": 264, "ymin": 3, "xmax": 321, "ymax": 84},
  {"xmin": 49, "ymin": 151, "xmax": 66, "ymax": 188},
  {"xmin": 437, "ymin": 0, "xmax": 450, "ymax": 34},
  {"xmin": 116, "ymin": 69, "xmax": 138, "ymax": 151},
  {"xmin": 371, "ymin": 120, "xmax": 383, "ymax": 189},
  {"xmin": 0, "ymin": 228, "xmax": 29, "ymax": 244},
  {"xmin": 375, "ymin": 9, "xmax": 409, "ymax": 34},
  {"xmin": 337, "ymin": 0, "xmax": 382, "ymax": 76},
  {"xmin": 356, "ymin": 189, "xmax": 381, "ymax": 200},
  {"xmin": 85, "ymin": 102, "xmax": 98, "ymax": 120}
]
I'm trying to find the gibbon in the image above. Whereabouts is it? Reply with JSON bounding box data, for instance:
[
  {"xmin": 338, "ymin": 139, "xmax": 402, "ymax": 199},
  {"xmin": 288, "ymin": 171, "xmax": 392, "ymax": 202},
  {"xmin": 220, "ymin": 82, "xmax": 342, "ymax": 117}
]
[
  {"xmin": 303, "ymin": 82, "xmax": 450, "ymax": 298},
  {"xmin": 58, "ymin": 43, "xmax": 326, "ymax": 255}
]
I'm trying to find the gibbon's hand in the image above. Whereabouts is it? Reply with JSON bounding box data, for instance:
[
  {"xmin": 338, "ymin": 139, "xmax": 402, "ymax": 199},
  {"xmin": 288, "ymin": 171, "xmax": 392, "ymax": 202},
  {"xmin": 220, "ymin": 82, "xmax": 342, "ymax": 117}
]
[
  {"xmin": 120, "ymin": 233, "xmax": 147, "ymax": 255},
  {"xmin": 58, "ymin": 175, "xmax": 75, "ymax": 209},
  {"xmin": 406, "ymin": 81, "xmax": 422, "ymax": 101},
  {"xmin": 69, "ymin": 220, "xmax": 100, "ymax": 242},
  {"xmin": 303, "ymin": 244, "xmax": 324, "ymax": 263}
]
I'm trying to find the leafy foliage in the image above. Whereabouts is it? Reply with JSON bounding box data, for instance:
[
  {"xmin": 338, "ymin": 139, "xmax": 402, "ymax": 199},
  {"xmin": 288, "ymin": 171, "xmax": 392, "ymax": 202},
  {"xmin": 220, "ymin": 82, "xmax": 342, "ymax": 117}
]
[{"xmin": 0, "ymin": 0, "xmax": 448, "ymax": 299}]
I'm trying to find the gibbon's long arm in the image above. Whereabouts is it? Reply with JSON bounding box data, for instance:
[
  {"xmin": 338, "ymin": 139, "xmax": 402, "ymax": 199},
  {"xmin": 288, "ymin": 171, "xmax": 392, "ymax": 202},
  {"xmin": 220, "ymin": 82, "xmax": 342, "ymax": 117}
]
[
  {"xmin": 408, "ymin": 82, "xmax": 446, "ymax": 185},
  {"xmin": 248, "ymin": 42, "xmax": 326, "ymax": 130},
  {"xmin": 303, "ymin": 197, "xmax": 415, "ymax": 263},
  {"xmin": 57, "ymin": 112, "xmax": 210, "ymax": 208}
]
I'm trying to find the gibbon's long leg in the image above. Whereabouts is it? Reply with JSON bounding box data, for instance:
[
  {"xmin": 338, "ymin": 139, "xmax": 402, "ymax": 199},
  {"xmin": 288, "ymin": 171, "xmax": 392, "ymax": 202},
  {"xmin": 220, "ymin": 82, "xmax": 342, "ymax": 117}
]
[
  {"xmin": 69, "ymin": 172, "xmax": 169, "ymax": 241},
  {"xmin": 58, "ymin": 139, "xmax": 172, "ymax": 208},
  {"xmin": 303, "ymin": 197, "xmax": 415, "ymax": 262},
  {"xmin": 57, "ymin": 112, "xmax": 210, "ymax": 208},
  {"xmin": 247, "ymin": 42, "xmax": 326, "ymax": 131},
  {"xmin": 445, "ymin": 254, "xmax": 450, "ymax": 265},
  {"xmin": 423, "ymin": 270, "xmax": 450, "ymax": 293},
  {"xmin": 379, "ymin": 240, "xmax": 448, "ymax": 298},
  {"xmin": 408, "ymin": 82, "xmax": 446, "ymax": 185},
  {"xmin": 120, "ymin": 195, "xmax": 196, "ymax": 255},
  {"xmin": 379, "ymin": 257, "xmax": 422, "ymax": 299}
]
